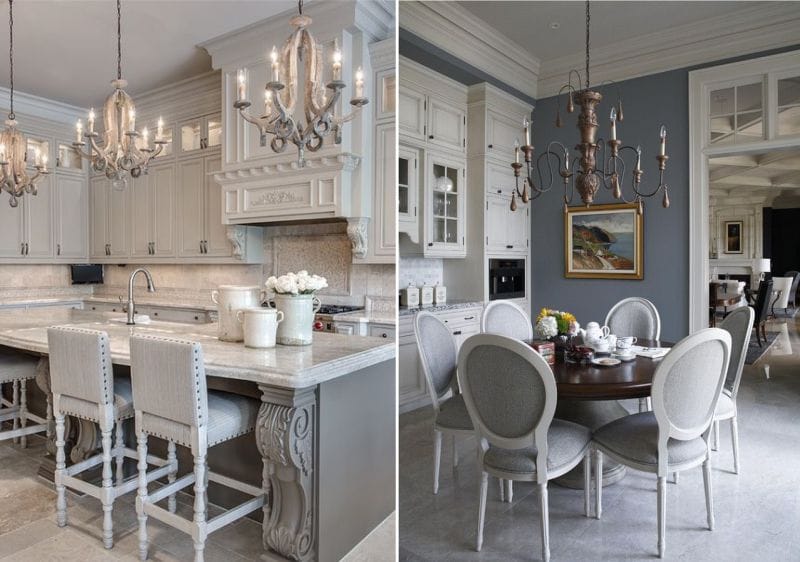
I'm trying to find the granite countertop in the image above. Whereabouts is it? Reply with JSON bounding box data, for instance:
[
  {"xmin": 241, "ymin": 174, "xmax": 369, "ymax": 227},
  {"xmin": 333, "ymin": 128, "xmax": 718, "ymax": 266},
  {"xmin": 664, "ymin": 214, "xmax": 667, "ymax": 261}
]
[
  {"xmin": 398, "ymin": 299, "xmax": 485, "ymax": 317},
  {"xmin": 334, "ymin": 310, "xmax": 396, "ymax": 325},
  {"xmin": 0, "ymin": 307, "xmax": 395, "ymax": 389}
]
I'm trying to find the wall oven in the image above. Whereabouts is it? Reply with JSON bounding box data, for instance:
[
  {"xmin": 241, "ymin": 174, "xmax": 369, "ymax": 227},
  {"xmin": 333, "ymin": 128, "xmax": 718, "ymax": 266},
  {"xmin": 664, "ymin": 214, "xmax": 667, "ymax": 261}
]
[{"xmin": 489, "ymin": 258, "xmax": 526, "ymax": 300}]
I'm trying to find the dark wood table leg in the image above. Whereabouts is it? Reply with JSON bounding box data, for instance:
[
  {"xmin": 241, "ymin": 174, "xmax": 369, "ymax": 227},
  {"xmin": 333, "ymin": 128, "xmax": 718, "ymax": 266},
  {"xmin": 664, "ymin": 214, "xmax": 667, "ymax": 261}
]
[{"xmin": 553, "ymin": 399, "xmax": 629, "ymax": 489}]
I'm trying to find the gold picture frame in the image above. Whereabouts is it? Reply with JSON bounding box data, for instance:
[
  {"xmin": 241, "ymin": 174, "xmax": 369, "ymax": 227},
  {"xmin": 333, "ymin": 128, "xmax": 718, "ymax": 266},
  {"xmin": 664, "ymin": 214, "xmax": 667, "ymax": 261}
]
[
  {"xmin": 724, "ymin": 221, "xmax": 743, "ymax": 254},
  {"xmin": 564, "ymin": 202, "xmax": 643, "ymax": 280}
]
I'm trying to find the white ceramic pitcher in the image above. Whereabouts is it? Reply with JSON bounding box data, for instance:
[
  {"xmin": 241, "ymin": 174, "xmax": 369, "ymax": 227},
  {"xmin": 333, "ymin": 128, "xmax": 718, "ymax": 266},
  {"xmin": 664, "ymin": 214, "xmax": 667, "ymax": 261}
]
[
  {"xmin": 211, "ymin": 285, "xmax": 267, "ymax": 342},
  {"xmin": 583, "ymin": 321, "xmax": 611, "ymax": 349},
  {"xmin": 236, "ymin": 308, "xmax": 284, "ymax": 348},
  {"xmin": 271, "ymin": 293, "xmax": 321, "ymax": 346}
]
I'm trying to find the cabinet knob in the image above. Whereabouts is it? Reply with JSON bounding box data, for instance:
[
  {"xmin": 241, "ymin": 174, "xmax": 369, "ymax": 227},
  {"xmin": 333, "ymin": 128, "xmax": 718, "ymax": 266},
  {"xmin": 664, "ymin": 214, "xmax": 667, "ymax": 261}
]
[
  {"xmin": 57, "ymin": 244, "xmax": 61, "ymax": 256},
  {"xmin": 497, "ymin": 189, "xmax": 502, "ymax": 194},
  {"xmin": 381, "ymin": 333, "xmax": 387, "ymax": 338},
  {"xmin": 488, "ymin": 144, "xmax": 493, "ymax": 148},
  {"xmin": 464, "ymin": 316, "xmax": 475, "ymax": 320},
  {"xmin": 452, "ymin": 330, "xmax": 462, "ymax": 336},
  {"xmin": 506, "ymin": 245, "xmax": 514, "ymax": 249},
  {"xmin": 428, "ymin": 135, "xmax": 434, "ymax": 139},
  {"xmin": 427, "ymin": 243, "xmax": 433, "ymax": 247}
]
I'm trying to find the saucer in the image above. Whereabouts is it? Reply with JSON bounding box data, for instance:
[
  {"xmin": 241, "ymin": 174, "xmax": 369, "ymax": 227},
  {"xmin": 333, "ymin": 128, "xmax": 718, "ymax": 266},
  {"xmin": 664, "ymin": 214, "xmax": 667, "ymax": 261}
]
[
  {"xmin": 613, "ymin": 351, "xmax": 636, "ymax": 362},
  {"xmin": 592, "ymin": 357, "xmax": 621, "ymax": 367}
]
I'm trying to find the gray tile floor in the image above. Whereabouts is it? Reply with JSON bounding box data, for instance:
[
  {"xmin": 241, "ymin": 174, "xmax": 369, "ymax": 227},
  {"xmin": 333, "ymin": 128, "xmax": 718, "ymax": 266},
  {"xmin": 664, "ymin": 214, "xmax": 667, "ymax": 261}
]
[
  {"xmin": 399, "ymin": 317, "xmax": 800, "ymax": 561},
  {"xmin": 0, "ymin": 434, "xmax": 395, "ymax": 561}
]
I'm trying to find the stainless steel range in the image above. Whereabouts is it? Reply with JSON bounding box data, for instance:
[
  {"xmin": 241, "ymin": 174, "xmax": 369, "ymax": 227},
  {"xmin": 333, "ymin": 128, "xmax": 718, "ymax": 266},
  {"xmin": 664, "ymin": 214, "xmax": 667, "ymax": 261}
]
[{"xmin": 313, "ymin": 305, "xmax": 364, "ymax": 332}]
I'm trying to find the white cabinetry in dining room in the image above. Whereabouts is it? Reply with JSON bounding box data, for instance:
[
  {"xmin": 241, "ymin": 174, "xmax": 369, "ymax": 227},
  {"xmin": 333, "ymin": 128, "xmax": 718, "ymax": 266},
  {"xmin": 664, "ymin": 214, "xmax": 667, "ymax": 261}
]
[
  {"xmin": 0, "ymin": 191, "xmax": 25, "ymax": 257},
  {"xmin": 443, "ymin": 83, "xmax": 532, "ymax": 305},
  {"xmin": 399, "ymin": 57, "xmax": 468, "ymax": 259}
]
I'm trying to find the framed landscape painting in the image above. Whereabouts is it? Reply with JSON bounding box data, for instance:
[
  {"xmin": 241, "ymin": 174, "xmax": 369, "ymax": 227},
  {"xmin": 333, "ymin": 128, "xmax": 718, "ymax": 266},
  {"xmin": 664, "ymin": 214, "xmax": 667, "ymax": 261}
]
[
  {"xmin": 724, "ymin": 221, "xmax": 743, "ymax": 254},
  {"xmin": 564, "ymin": 203, "xmax": 643, "ymax": 279}
]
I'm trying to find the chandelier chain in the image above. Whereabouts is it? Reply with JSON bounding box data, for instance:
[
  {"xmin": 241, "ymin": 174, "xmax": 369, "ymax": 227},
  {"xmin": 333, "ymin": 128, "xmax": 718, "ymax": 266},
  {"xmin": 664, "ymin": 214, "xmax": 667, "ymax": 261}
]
[
  {"xmin": 298, "ymin": 0, "xmax": 303, "ymax": 15},
  {"xmin": 585, "ymin": 0, "xmax": 590, "ymax": 90},
  {"xmin": 8, "ymin": 0, "xmax": 13, "ymax": 119},
  {"xmin": 117, "ymin": 0, "xmax": 122, "ymax": 80}
]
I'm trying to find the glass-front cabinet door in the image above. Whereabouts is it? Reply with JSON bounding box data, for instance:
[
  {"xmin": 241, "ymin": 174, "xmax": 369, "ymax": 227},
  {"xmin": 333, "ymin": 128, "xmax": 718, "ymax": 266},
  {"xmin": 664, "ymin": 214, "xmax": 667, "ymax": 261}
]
[
  {"xmin": 25, "ymin": 137, "xmax": 50, "ymax": 170},
  {"xmin": 398, "ymin": 145, "xmax": 419, "ymax": 243},
  {"xmin": 180, "ymin": 114, "xmax": 221, "ymax": 153},
  {"xmin": 57, "ymin": 142, "xmax": 83, "ymax": 171},
  {"xmin": 425, "ymin": 151, "xmax": 465, "ymax": 257},
  {"xmin": 777, "ymin": 74, "xmax": 800, "ymax": 137}
]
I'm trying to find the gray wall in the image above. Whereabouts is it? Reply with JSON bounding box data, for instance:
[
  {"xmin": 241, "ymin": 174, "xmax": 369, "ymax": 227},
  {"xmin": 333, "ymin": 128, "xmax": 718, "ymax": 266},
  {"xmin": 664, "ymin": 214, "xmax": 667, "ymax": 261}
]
[{"xmin": 531, "ymin": 69, "xmax": 689, "ymax": 341}]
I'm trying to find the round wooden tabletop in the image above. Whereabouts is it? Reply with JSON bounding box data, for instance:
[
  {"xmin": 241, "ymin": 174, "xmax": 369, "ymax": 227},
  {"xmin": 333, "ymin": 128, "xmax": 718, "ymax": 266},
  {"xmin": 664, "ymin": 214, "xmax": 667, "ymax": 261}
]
[{"xmin": 551, "ymin": 339, "xmax": 672, "ymax": 401}]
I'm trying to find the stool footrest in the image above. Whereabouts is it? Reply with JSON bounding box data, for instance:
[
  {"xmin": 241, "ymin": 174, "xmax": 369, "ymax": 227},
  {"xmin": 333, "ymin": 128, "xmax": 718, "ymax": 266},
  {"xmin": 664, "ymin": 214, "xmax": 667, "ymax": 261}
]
[
  {"xmin": 0, "ymin": 422, "xmax": 47, "ymax": 441},
  {"xmin": 208, "ymin": 471, "xmax": 264, "ymax": 498},
  {"xmin": 207, "ymin": 495, "xmax": 265, "ymax": 534},
  {"xmin": 147, "ymin": 471, "xmax": 193, "ymax": 505}
]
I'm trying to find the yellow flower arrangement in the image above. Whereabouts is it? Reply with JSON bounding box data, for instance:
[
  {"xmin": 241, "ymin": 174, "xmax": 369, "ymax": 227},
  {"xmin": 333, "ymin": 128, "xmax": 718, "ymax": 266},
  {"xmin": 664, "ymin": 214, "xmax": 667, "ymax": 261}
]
[{"xmin": 535, "ymin": 308, "xmax": 579, "ymax": 337}]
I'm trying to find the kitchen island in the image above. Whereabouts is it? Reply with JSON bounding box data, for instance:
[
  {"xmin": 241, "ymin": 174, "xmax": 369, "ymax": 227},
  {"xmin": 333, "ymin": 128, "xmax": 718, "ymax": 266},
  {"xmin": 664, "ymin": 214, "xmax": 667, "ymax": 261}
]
[{"xmin": 0, "ymin": 306, "xmax": 395, "ymax": 562}]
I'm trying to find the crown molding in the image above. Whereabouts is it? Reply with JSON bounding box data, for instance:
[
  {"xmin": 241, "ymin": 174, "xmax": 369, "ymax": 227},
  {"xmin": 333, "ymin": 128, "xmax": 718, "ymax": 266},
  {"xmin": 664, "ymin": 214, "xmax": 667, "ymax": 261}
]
[
  {"xmin": 400, "ymin": 1, "xmax": 539, "ymax": 99},
  {"xmin": 0, "ymin": 87, "xmax": 86, "ymax": 125},
  {"xmin": 538, "ymin": 3, "xmax": 800, "ymax": 98}
]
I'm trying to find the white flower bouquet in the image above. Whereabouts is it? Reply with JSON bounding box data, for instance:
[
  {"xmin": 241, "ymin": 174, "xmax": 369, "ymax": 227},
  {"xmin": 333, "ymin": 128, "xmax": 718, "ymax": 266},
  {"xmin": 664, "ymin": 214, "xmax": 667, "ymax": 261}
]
[{"xmin": 265, "ymin": 270, "xmax": 328, "ymax": 295}]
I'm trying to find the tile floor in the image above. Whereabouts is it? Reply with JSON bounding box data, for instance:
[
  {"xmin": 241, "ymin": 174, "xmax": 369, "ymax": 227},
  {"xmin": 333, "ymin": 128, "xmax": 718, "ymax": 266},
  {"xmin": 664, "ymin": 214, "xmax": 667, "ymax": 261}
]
[
  {"xmin": 0, "ymin": 435, "xmax": 395, "ymax": 561},
  {"xmin": 399, "ymin": 317, "xmax": 800, "ymax": 561}
]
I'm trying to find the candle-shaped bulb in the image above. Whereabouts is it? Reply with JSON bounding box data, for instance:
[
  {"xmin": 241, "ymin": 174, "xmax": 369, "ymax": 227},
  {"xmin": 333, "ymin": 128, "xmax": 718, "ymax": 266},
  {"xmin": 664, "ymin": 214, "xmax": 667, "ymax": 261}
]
[
  {"xmin": 142, "ymin": 127, "xmax": 149, "ymax": 149},
  {"xmin": 355, "ymin": 67, "xmax": 364, "ymax": 98},
  {"xmin": 659, "ymin": 125, "xmax": 667, "ymax": 156},
  {"xmin": 523, "ymin": 116, "xmax": 530, "ymax": 145},
  {"xmin": 270, "ymin": 46, "xmax": 280, "ymax": 82},
  {"xmin": 128, "ymin": 108, "xmax": 136, "ymax": 132},
  {"xmin": 636, "ymin": 145, "xmax": 642, "ymax": 171},
  {"xmin": 34, "ymin": 147, "xmax": 41, "ymax": 167},
  {"xmin": 609, "ymin": 107, "xmax": 617, "ymax": 140},
  {"xmin": 332, "ymin": 39, "xmax": 342, "ymax": 81},
  {"xmin": 76, "ymin": 119, "xmax": 83, "ymax": 143},
  {"xmin": 41, "ymin": 154, "xmax": 48, "ymax": 169},
  {"xmin": 237, "ymin": 69, "xmax": 247, "ymax": 102},
  {"xmin": 157, "ymin": 117, "xmax": 164, "ymax": 141},
  {"xmin": 514, "ymin": 139, "xmax": 520, "ymax": 163},
  {"xmin": 88, "ymin": 108, "xmax": 95, "ymax": 133},
  {"xmin": 0, "ymin": 143, "xmax": 5, "ymax": 162},
  {"xmin": 564, "ymin": 149, "xmax": 570, "ymax": 171}
]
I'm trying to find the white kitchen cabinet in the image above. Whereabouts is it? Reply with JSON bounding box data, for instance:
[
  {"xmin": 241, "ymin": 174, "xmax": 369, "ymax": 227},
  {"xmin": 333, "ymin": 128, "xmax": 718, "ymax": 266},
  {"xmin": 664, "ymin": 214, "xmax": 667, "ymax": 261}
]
[
  {"xmin": 486, "ymin": 194, "xmax": 528, "ymax": 254},
  {"xmin": 0, "ymin": 194, "xmax": 24, "ymax": 257},
  {"xmin": 179, "ymin": 113, "xmax": 222, "ymax": 154},
  {"xmin": 24, "ymin": 175, "xmax": 54, "ymax": 258},
  {"xmin": 131, "ymin": 163, "xmax": 176, "ymax": 258},
  {"xmin": 398, "ymin": 144, "xmax": 419, "ymax": 242},
  {"xmin": 90, "ymin": 176, "xmax": 130, "ymax": 259},
  {"xmin": 424, "ymin": 151, "xmax": 466, "ymax": 257},
  {"xmin": 368, "ymin": 324, "xmax": 395, "ymax": 340},
  {"xmin": 370, "ymin": 121, "xmax": 396, "ymax": 261},
  {"xmin": 427, "ymin": 96, "xmax": 466, "ymax": 153},
  {"xmin": 399, "ymin": 84, "xmax": 426, "ymax": 141},
  {"xmin": 485, "ymin": 109, "xmax": 525, "ymax": 161},
  {"xmin": 53, "ymin": 174, "xmax": 88, "ymax": 259},
  {"xmin": 486, "ymin": 160, "xmax": 518, "ymax": 198}
]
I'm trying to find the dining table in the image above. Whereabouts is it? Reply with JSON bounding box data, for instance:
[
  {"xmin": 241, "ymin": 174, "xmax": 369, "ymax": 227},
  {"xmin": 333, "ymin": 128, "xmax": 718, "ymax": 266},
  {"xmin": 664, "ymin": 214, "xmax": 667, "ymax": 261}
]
[{"xmin": 544, "ymin": 339, "xmax": 672, "ymax": 488}]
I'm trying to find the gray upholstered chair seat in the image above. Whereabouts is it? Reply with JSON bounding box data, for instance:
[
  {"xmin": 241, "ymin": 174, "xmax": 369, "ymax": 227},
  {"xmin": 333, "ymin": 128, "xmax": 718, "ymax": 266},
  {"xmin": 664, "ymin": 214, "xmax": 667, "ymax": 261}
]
[
  {"xmin": 483, "ymin": 419, "xmax": 591, "ymax": 475},
  {"xmin": 140, "ymin": 390, "xmax": 259, "ymax": 447},
  {"xmin": 714, "ymin": 392, "xmax": 735, "ymax": 419},
  {"xmin": 58, "ymin": 376, "xmax": 135, "ymax": 422},
  {"xmin": 593, "ymin": 412, "xmax": 707, "ymax": 468},
  {"xmin": 0, "ymin": 353, "xmax": 39, "ymax": 383},
  {"xmin": 435, "ymin": 394, "xmax": 473, "ymax": 431}
]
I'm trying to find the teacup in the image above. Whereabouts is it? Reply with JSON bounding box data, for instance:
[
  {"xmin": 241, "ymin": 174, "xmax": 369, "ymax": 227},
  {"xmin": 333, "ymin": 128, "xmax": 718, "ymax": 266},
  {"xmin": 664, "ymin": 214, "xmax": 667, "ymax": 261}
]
[
  {"xmin": 606, "ymin": 334, "xmax": 617, "ymax": 349},
  {"xmin": 617, "ymin": 336, "xmax": 637, "ymax": 349}
]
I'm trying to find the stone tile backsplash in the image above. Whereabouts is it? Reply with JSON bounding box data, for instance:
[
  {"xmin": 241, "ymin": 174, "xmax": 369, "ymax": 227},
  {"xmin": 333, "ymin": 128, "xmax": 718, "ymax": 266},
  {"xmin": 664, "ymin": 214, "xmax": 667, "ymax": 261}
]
[
  {"xmin": 4, "ymin": 221, "xmax": 396, "ymax": 310},
  {"xmin": 399, "ymin": 256, "xmax": 442, "ymax": 289}
]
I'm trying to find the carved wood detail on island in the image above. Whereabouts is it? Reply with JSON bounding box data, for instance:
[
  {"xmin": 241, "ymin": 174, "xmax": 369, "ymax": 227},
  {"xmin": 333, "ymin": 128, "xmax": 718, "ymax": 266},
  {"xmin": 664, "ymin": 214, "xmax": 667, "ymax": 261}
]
[{"xmin": 256, "ymin": 385, "xmax": 317, "ymax": 561}]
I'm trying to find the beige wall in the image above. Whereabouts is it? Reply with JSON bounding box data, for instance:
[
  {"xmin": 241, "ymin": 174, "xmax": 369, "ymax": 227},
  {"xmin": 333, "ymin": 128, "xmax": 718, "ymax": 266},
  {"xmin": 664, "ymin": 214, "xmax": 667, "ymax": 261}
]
[{"xmin": 4, "ymin": 222, "xmax": 395, "ymax": 309}]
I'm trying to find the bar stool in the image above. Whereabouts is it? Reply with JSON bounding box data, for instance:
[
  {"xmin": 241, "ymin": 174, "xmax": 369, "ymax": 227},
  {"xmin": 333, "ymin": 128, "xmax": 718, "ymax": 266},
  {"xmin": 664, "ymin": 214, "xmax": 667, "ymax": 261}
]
[
  {"xmin": 0, "ymin": 352, "xmax": 49, "ymax": 446},
  {"xmin": 129, "ymin": 334, "xmax": 266, "ymax": 562},
  {"xmin": 47, "ymin": 326, "xmax": 176, "ymax": 549}
]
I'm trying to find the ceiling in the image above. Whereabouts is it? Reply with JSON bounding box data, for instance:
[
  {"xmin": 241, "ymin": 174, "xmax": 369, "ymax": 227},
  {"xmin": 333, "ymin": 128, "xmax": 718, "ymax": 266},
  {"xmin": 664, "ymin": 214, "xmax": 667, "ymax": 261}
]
[
  {"xmin": 709, "ymin": 150, "xmax": 800, "ymax": 203},
  {"xmin": 0, "ymin": 1, "xmax": 296, "ymax": 108},
  {"xmin": 458, "ymin": 1, "xmax": 769, "ymax": 63}
]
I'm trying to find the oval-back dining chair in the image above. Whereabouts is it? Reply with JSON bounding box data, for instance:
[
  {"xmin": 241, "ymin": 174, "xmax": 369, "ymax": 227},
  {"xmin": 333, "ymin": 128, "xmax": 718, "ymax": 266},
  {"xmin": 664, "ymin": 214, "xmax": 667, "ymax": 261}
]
[
  {"xmin": 604, "ymin": 297, "xmax": 661, "ymax": 340},
  {"xmin": 481, "ymin": 300, "xmax": 534, "ymax": 342}
]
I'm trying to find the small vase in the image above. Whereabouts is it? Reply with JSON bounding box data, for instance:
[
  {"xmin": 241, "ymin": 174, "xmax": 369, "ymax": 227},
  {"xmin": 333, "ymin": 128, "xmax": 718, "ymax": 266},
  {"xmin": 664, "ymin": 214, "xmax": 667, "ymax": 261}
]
[{"xmin": 271, "ymin": 293, "xmax": 322, "ymax": 346}]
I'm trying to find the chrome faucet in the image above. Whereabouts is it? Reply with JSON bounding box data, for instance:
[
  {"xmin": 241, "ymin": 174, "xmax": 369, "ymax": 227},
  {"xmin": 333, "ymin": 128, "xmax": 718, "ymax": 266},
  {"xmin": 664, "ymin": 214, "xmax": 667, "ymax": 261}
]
[{"xmin": 127, "ymin": 268, "xmax": 156, "ymax": 325}]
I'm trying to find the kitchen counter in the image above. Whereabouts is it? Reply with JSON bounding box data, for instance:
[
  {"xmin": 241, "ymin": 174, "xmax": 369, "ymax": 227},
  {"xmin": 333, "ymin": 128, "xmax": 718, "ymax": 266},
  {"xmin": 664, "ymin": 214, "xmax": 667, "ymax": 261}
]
[
  {"xmin": 333, "ymin": 309, "xmax": 396, "ymax": 325},
  {"xmin": 398, "ymin": 299, "xmax": 485, "ymax": 317},
  {"xmin": 0, "ymin": 305, "xmax": 395, "ymax": 562}
]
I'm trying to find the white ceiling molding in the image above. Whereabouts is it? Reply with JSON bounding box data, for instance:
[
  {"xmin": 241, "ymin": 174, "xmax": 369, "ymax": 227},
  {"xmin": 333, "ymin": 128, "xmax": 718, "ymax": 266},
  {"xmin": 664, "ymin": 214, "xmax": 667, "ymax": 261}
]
[
  {"xmin": 537, "ymin": 3, "xmax": 800, "ymax": 98},
  {"xmin": 0, "ymin": 87, "xmax": 86, "ymax": 124},
  {"xmin": 400, "ymin": 1, "xmax": 539, "ymax": 99}
]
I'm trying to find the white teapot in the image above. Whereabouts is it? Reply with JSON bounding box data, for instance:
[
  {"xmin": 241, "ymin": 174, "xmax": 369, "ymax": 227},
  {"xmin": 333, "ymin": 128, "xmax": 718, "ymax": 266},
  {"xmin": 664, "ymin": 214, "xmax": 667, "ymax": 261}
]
[{"xmin": 583, "ymin": 321, "xmax": 611, "ymax": 349}]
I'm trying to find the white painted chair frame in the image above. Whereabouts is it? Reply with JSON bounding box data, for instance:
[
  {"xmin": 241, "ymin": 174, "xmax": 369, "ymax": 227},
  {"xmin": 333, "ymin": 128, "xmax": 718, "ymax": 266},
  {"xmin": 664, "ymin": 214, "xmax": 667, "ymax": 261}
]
[
  {"xmin": 593, "ymin": 328, "xmax": 732, "ymax": 559},
  {"xmin": 48, "ymin": 327, "xmax": 174, "ymax": 550},
  {"xmin": 0, "ymin": 359, "xmax": 50, "ymax": 448},
  {"xmin": 604, "ymin": 297, "xmax": 662, "ymax": 413},
  {"xmin": 458, "ymin": 334, "xmax": 591, "ymax": 562},
  {"xmin": 130, "ymin": 335, "xmax": 266, "ymax": 562},
  {"xmin": 481, "ymin": 300, "xmax": 534, "ymax": 342},
  {"xmin": 414, "ymin": 311, "xmax": 473, "ymax": 495},
  {"xmin": 711, "ymin": 307, "xmax": 754, "ymax": 474}
]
